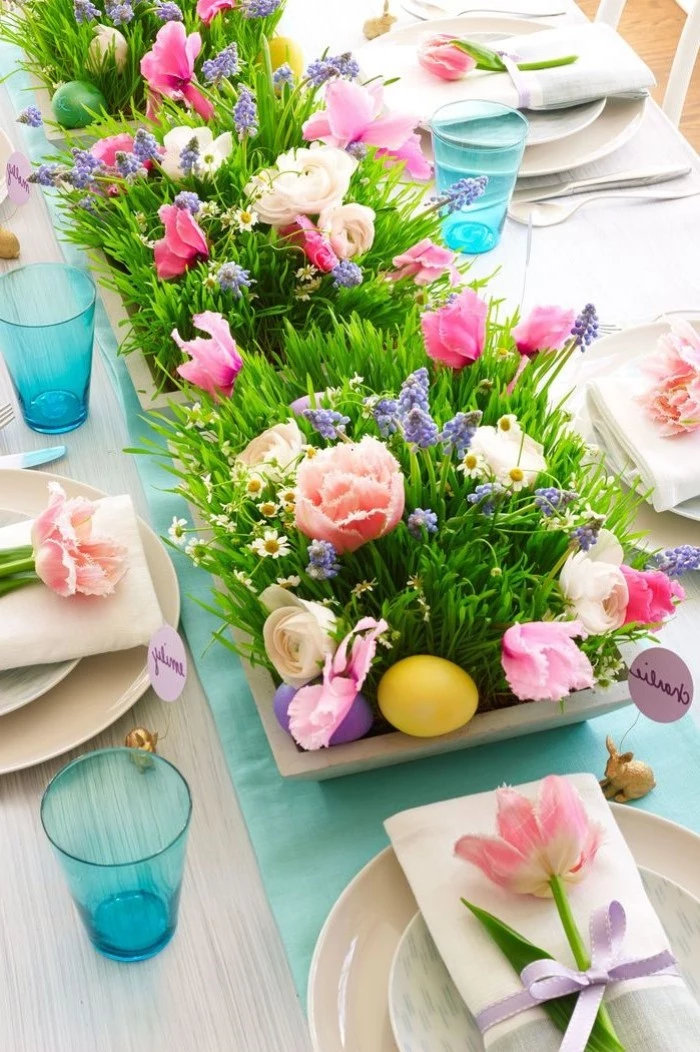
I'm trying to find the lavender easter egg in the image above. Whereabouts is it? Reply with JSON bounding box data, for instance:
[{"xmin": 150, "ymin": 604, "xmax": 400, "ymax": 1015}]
[
  {"xmin": 273, "ymin": 682, "xmax": 297, "ymax": 733},
  {"xmin": 329, "ymin": 692, "xmax": 374, "ymax": 745}
]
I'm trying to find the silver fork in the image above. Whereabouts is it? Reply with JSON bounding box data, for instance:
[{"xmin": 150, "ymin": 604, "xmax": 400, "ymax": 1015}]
[{"xmin": 0, "ymin": 403, "xmax": 14, "ymax": 431}]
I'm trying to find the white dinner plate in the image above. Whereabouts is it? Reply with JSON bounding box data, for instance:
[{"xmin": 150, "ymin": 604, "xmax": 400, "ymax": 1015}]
[
  {"xmin": 389, "ymin": 868, "xmax": 700, "ymax": 1052},
  {"xmin": 0, "ymin": 469, "xmax": 179, "ymax": 774},
  {"xmin": 0, "ymin": 128, "xmax": 12, "ymax": 205},
  {"xmin": 308, "ymin": 805, "xmax": 700, "ymax": 1052}
]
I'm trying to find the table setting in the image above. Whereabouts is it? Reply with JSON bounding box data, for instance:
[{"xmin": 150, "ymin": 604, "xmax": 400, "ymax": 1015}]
[{"xmin": 0, "ymin": 0, "xmax": 699, "ymax": 1048}]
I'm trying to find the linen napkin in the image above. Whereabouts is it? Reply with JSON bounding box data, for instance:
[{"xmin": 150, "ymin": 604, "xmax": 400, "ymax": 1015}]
[
  {"xmin": 385, "ymin": 774, "xmax": 700, "ymax": 1050},
  {"xmin": 0, "ymin": 494, "xmax": 164, "ymax": 671},
  {"xmin": 373, "ymin": 23, "xmax": 654, "ymax": 114}
]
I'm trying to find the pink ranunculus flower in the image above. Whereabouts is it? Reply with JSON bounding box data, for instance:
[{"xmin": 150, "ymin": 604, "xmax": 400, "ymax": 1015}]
[
  {"xmin": 454, "ymin": 775, "xmax": 604, "ymax": 897},
  {"xmin": 421, "ymin": 287, "xmax": 487, "ymax": 369},
  {"xmin": 288, "ymin": 617, "xmax": 388, "ymax": 749},
  {"xmin": 620, "ymin": 565, "xmax": 685, "ymax": 626},
  {"xmin": 302, "ymin": 80, "xmax": 430, "ymax": 181},
  {"xmin": 140, "ymin": 22, "xmax": 214, "ymax": 121},
  {"xmin": 636, "ymin": 322, "xmax": 700, "ymax": 435},
  {"xmin": 512, "ymin": 305, "xmax": 576, "ymax": 358},
  {"xmin": 390, "ymin": 237, "xmax": 459, "ymax": 286},
  {"xmin": 196, "ymin": 0, "xmax": 234, "ymax": 24},
  {"xmin": 153, "ymin": 203, "xmax": 209, "ymax": 280},
  {"xmin": 31, "ymin": 482, "xmax": 128, "ymax": 598},
  {"xmin": 291, "ymin": 215, "xmax": 339, "ymax": 273},
  {"xmin": 295, "ymin": 435, "xmax": 405, "ymax": 553},
  {"xmin": 173, "ymin": 311, "xmax": 242, "ymax": 399},
  {"xmin": 501, "ymin": 620, "xmax": 594, "ymax": 702},
  {"xmin": 418, "ymin": 34, "xmax": 477, "ymax": 81},
  {"xmin": 91, "ymin": 133, "xmax": 137, "ymax": 168}
]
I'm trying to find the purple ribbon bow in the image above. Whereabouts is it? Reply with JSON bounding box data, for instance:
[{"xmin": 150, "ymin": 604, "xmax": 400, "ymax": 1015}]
[{"xmin": 476, "ymin": 901, "xmax": 678, "ymax": 1052}]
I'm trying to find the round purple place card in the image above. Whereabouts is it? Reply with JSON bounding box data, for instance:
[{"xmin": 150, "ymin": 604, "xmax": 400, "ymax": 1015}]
[
  {"xmin": 6, "ymin": 152, "xmax": 32, "ymax": 206},
  {"xmin": 147, "ymin": 625, "xmax": 187, "ymax": 703},
  {"xmin": 629, "ymin": 647, "xmax": 693, "ymax": 723}
]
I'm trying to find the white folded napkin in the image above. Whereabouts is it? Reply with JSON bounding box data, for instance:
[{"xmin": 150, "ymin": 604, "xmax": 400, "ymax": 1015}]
[
  {"xmin": 0, "ymin": 494, "xmax": 164, "ymax": 671},
  {"xmin": 586, "ymin": 367, "xmax": 700, "ymax": 513},
  {"xmin": 385, "ymin": 774, "xmax": 700, "ymax": 1050},
  {"xmin": 374, "ymin": 23, "xmax": 654, "ymax": 114}
]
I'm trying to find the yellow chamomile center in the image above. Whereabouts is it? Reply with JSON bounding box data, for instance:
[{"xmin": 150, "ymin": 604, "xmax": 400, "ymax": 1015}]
[{"xmin": 509, "ymin": 467, "xmax": 525, "ymax": 484}]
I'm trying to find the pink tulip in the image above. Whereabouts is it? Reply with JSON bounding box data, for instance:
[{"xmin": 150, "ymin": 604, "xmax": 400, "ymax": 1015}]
[
  {"xmin": 454, "ymin": 775, "xmax": 605, "ymax": 897},
  {"xmin": 288, "ymin": 216, "xmax": 339, "ymax": 273},
  {"xmin": 421, "ymin": 287, "xmax": 487, "ymax": 369},
  {"xmin": 295, "ymin": 436, "xmax": 405, "ymax": 553},
  {"xmin": 512, "ymin": 305, "xmax": 576, "ymax": 358},
  {"xmin": 501, "ymin": 620, "xmax": 594, "ymax": 702},
  {"xmin": 173, "ymin": 311, "xmax": 243, "ymax": 399},
  {"xmin": 390, "ymin": 237, "xmax": 459, "ymax": 286},
  {"xmin": 288, "ymin": 617, "xmax": 387, "ymax": 749},
  {"xmin": 636, "ymin": 325, "xmax": 700, "ymax": 435},
  {"xmin": 620, "ymin": 566, "xmax": 685, "ymax": 626},
  {"xmin": 140, "ymin": 22, "xmax": 214, "ymax": 121},
  {"xmin": 196, "ymin": 0, "xmax": 235, "ymax": 24},
  {"xmin": 418, "ymin": 34, "xmax": 477, "ymax": 81},
  {"xmin": 302, "ymin": 80, "xmax": 430, "ymax": 181},
  {"xmin": 153, "ymin": 203, "xmax": 209, "ymax": 280},
  {"xmin": 91, "ymin": 133, "xmax": 137, "ymax": 168}
]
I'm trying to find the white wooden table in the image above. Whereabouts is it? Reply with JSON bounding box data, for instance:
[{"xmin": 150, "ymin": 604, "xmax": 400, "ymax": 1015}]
[{"xmin": 0, "ymin": 2, "xmax": 699, "ymax": 1049}]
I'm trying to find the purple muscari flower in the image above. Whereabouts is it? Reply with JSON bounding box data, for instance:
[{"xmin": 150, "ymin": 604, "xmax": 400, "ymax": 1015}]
[
  {"xmin": 78, "ymin": 195, "xmax": 97, "ymax": 213},
  {"xmin": 179, "ymin": 137, "xmax": 200, "ymax": 175},
  {"xmin": 68, "ymin": 148, "xmax": 103, "ymax": 190},
  {"xmin": 202, "ymin": 43, "xmax": 239, "ymax": 85},
  {"xmin": 467, "ymin": 482, "xmax": 505, "ymax": 516},
  {"xmin": 570, "ymin": 515, "xmax": 605, "ymax": 552},
  {"xmin": 439, "ymin": 410, "xmax": 482, "ymax": 457},
  {"xmin": 174, "ymin": 191, "xmax": 201, "ymax": 214},
  {"xmin": 652, "ymin": 545, "xmax": 700, "ymax": 576},
  {"xmin": 407, "ymin": 508, "xmax": 438, "ymax": 539},
  {"xmin": 435, "ymin": 175, "xmax": 488, "ymax": 214},
  {"xmin": 242, "ymin": 0, "xmax": 281, "ymax": 15},
  {"xmin": 215, "ymin": 262, "xmax": 253, "ymax": 297},
  {"xmin": 398, "ymin": 368, "xmax": 430, "ymax": 415},
  {"xmin": 371, "ymin": 397, "xmax": 399, "ymax": 437},
  {"xmin": 105, "ymin": 0, "xmax": 134, "ymax": 23},
  {"xmin": 273, "ymin": 63, "xmax": 294, "ymax": 87},
  {"xmin": 115, "ymin": 151, "xmax": 147, "ymax": 181},
  {"xmin": 233, "ymin": 86, "xmax": 258, "ymax": 139},
  {"xmin": 29, "ymin": 163, "xmax": 62, "ymax": 187},
  {"xmin": 572, "ymin": 303, "xmax": 599, "ymax": 349},
  {"xmin": 303, "ymin": 408, "xmax": 350, "ymax": 440},
  {"xmin": 74, "ymin": 0, "xmax": 99, "ymax": 20},
  {"xmin": 306, "ymin": 53, "xmax": 360, "ymax": 87},
  {"xmin": 307, "ymin": 539, "xmax": 340, "ymax": 580},
  {"xmin": 332, "ymin": 261, "xmax": 363, "ymax": 289},
  {"xmin": 534, "ymin": 487, "xmax": 579, "ymax": 517},
  {"xmin": 133, "ymin": 128, "xmax": 160, "ymax": 164},
  {"xmin": 154, "ymin": 0, "xmax": 183, "ymax": 18},
  {"xmin": 402, "ymin": 406, "xmax": 439, "ymax": 449},
  {"xmin": 346, "ymin": 142, "xmax": 368, "ymax": 160},
  {"xmin": 17, "ymin": 106, "xmax": 42, "ymax": 127}
]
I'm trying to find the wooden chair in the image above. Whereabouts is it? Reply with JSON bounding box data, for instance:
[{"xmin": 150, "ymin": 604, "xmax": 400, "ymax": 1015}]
[{"xmin": 596, "ymin": 0, "xmax": 700, "ymax": 124}]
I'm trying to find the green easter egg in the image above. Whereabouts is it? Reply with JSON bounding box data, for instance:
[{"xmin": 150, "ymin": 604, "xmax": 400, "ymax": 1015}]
[{"xmin": 51, "ymin": 81, "xmax": 108, "ymax": 129}]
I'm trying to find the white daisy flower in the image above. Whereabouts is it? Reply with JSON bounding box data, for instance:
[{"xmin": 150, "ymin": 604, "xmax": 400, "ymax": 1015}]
[
  {"xmin": 234, "ymin": 207, "xmax": 258, "ymax": 232},
  {"xmin": 168, "ymin": 517, "xmax": 188, "ymax": 545},
  {"xmin": 185, "ymin": 537, "xmax": 205, "ymax": 565},
  {"xmin": 250, "ymin": 529, "xmax": 291, "ymax": 559},
  {"xmin": 245, "ymin": 475, "xmax": 265, "ymax": 497},
  {"xmin": 459, "ymin": 451, "xmax": 487, "ymax": 479},
  {"xmin": 276, "ymin": 575, "xmax": 301, "ymax": 589},
  {"xmin": 501, "ymin": 466, "xmax": 527, "ymax": 492},
  {"xmin": 257, "ymin": 500, "xmax": 279, "ymax": 517},
  {"xmin": 233, "ymin": 569, "xmax": 255, "ymax": 591},
  {"xmin": 497, "ymin": 414, "xmax": 521, "ymax": 435}
]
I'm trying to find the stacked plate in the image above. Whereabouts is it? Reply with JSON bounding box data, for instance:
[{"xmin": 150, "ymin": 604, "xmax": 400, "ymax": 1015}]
[
  {"xmin": 308, "ymin": 806, "xmax": 700, "ymax": 1050},
  {"xmin": 0, "ymin": 469, "xmax": 179, "ymax": 774}
]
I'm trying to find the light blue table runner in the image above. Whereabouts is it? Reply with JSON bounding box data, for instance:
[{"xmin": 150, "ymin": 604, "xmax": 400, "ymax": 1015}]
[{"xmin": 4, "ymin": 47, "xmax": 700, "ymax": 1003}]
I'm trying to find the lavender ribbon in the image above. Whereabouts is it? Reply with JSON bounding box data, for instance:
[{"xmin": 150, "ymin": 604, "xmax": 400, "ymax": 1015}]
[
  {"xmin": 498, "ymin": 51, "xmax": 532, "ymax": 109},
  {"xmin": 476, "ymin": 901, "xmax": 678, "ymax": 1052}
]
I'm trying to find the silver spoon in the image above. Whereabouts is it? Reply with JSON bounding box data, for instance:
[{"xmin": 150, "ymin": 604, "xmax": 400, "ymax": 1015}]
[{"xmin": 508, "ymin": 188, "xmax": 700, "ymax": 227}]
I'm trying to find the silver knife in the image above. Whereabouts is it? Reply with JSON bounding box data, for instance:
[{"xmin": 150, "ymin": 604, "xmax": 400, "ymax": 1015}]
[
  {"xmin": 0, "ymin": 446, "xmax": 66, "ymax": 470},
  {"xmin": 513, "ymin": 165, "xmax": 692, "ymax": 204}
]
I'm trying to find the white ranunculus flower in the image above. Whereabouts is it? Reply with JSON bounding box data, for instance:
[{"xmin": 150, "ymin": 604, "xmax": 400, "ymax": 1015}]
[
  {"xmin": 246, "ymin": 146, "xmax": 357, "ymax": 227},
  {"xmin": 160, "ymin": 126, "xmax": 233, "ymax": 180},
  {"xmin": 559, "ymin": 529, "xmax": 629, "ymax": 634},
  {"xmin": 260, "ymin": 585, "xmax": 337, "ymax": 687},
  {"xmin": 469, "ymin": 425, "xmax": 547, "ymax": 488},
  {"xmin": 87, "ymin": 25, "xmax": 128, "ymax": 73},
  {"xmin": 236, "ymin": 420, "xmax": 304, "ymax": 476},
  {"xmin": 319, "ymin": 202, "xmax": 375, "ymax": 259}
]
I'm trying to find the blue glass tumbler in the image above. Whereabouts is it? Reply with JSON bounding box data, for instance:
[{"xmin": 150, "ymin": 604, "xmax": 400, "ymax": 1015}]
[
  {"xmin": 41, "ymin": 748, "xmax": 192, "ymax": 962},
  {"xmin": 431, "ymin": 100, "xmax": 529, "ymax": 255},
  {"xmin": 0, "ymin": 262, "xmax": 96, "ymax": 433}
]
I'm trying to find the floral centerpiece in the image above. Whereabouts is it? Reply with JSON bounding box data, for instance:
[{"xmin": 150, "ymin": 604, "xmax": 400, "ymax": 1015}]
[{"xmin": 146, "ymin": 290, "xmax": 692, "ymax": 755}]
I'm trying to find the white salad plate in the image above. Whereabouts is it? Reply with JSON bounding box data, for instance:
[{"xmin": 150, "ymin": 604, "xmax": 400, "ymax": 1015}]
[
  {"xmin": 358, "ymin": 17, "xmax": 606, "ymax": 148},
  {"xmin": 308, "ymin": 805, "xmax": 700, "ymax": 1052},
  {"xmin": 0, "ymin": 469, "xmax": 179, "ymax": 774},
  {"xmin": 389, "ymin": 868, "xmax": 700, "ymax": 1052}
]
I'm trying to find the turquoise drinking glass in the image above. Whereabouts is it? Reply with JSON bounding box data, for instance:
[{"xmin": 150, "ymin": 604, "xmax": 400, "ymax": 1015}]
[
  {"xmin": 0, "ymin": 262, "xmax": 96, "ymax": 433},
  {"xmin": 431, "ymin": 100, "xmax": 529, "ymax": 254},
  {"xmin": 41, "ymin": 748, "xmax": 192, "ymax": 962}
]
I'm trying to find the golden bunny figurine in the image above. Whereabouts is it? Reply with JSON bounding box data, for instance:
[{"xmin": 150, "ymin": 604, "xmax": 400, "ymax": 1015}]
[
  {"xmin": 363, "ymin": 0, "xmax": 397, "ymax": 39},
  {"xmin": 600, "ymin": 735, "xmax": 656, "ymax": 803}
]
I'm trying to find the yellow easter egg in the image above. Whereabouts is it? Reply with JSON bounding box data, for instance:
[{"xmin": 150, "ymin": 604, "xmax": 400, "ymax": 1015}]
[
  {"xmin": 264, "ymin": 36, "xmax": 304, "ymax": 80},
  {"xmin": 378, "ymin": 656, "xmax": 479, "ymax": 737}
]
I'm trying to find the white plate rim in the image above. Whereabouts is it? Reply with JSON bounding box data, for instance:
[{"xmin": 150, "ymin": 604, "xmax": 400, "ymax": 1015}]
[
  {"xmin": 307, "ymin": 804, "xmax": 700, "ymax": 1052},
  {"xmin": 0, "ymin": 657, "xmax": 80, "ymax": 718},
  {"xmin": 0, "ymin": 469, "xmax": 180, "ymax": 774}
]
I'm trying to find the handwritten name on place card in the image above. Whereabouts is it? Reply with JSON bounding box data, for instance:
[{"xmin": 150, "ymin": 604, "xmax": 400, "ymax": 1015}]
[
  {"xmin": 147, "ymin": 625, "xmax": 187, "ymax": 702},
  {"xmin": 6, "ymin": 152, "xmax": 32, "ymax": 207},
  {"xmin": 629, "ymin": 647, "xmax": 693, "ymax": 723}
]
